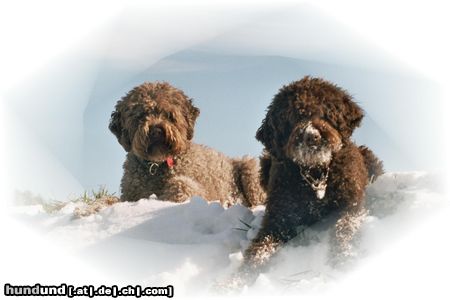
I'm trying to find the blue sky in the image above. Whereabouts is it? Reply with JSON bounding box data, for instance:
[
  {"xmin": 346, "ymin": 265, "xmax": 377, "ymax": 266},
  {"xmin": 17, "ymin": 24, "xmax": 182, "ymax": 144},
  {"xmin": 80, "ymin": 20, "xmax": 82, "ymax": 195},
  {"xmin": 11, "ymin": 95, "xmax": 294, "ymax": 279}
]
[{"xmin": 5, "ymin": 3, "xmax": 445, "ymax": 197}]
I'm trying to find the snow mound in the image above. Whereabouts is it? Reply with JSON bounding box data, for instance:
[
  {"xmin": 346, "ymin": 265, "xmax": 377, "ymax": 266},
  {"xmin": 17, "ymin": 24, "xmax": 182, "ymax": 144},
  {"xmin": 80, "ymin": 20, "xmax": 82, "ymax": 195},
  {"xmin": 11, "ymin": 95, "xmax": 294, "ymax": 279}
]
[{"xmin": 12, "ymin": 172, "xmax": 447, "ymax": 296}]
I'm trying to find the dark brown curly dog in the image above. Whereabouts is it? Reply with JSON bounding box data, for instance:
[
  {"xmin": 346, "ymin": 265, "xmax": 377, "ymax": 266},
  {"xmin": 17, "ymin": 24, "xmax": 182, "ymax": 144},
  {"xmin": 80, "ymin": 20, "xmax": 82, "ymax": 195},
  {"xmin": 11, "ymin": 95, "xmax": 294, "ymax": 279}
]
[
  {"xmin": 227, "ymin": 76, "xmax": 383, "ymax": 288},
  {"xmin": 109, "ymin": 82, "xmax": 265, "ymax": 207}
]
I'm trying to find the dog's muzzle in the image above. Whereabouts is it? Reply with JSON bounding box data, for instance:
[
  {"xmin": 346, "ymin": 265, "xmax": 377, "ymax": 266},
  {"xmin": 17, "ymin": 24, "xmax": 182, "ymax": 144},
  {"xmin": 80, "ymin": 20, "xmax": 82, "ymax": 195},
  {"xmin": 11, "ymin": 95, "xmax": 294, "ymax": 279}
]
[
  {"xmin": 302, "ymin": 122, "xmax": 323, "ymax": 148},
  {"xmin": 149, "ymin": 125, "xmax": 165, "ymax": 141}
]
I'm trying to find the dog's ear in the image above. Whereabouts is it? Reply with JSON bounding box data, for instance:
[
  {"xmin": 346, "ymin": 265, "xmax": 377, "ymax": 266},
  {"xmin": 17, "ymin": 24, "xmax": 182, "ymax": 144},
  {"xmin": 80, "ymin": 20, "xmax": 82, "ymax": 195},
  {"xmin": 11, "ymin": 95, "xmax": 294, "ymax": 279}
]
[
  {"xmin": 186, "ymin": 99, "xmax": 200, "ymax": 140},
  {"xmin": 341, "ymin": 96, "xmax": 364, "ymax": 137},
  {"xmin": 347, "ymin": 100, "xmax": 364, "ymax": 129},
  {"xmin": 109, "ymin": 109, "xmax": 132, "ymax": 152},
  {"xmin": 256, "ymin": 115, "xmax": 274, "ymax": 152}
]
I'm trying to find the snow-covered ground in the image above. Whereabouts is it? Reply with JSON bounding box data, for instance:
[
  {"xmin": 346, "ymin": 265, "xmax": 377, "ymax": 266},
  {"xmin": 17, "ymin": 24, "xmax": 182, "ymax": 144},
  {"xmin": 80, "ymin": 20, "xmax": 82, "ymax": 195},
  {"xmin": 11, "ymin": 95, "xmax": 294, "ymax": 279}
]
[{"xmin": 10, "ymin": 172, "xmax": 448, "ymax": 297}]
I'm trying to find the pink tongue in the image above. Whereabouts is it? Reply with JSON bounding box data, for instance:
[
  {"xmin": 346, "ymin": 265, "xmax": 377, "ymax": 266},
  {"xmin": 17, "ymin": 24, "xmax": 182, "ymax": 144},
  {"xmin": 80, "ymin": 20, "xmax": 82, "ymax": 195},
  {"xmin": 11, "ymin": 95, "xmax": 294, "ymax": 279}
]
[{"xmin": 166, "ymin": 157, "xmax": 174, "ymax": 168}]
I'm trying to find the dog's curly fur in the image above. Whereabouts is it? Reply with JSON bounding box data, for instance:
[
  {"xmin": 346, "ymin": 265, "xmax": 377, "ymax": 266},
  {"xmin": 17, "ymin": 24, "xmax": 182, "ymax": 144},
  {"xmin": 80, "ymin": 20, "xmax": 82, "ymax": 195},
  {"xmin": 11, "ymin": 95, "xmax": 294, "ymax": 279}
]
[
  {"xmin": 109, "ymin": 82, "xmax": 265, "ymax": 207},
  {"xmin": 228, "ymin": 76, "xmax": 383, "ymax": 287}
]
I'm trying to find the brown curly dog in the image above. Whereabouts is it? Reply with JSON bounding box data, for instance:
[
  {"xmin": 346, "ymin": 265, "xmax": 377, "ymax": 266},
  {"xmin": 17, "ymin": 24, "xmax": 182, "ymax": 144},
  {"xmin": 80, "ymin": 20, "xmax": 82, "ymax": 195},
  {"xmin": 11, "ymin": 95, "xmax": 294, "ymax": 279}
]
[
  {"xmin": 109, "ymin": 82, "xmax": 265, "ymax": 207},
  {"xmin": 225, "ymin": 76, "xmax": 383, "ymax": 288}
]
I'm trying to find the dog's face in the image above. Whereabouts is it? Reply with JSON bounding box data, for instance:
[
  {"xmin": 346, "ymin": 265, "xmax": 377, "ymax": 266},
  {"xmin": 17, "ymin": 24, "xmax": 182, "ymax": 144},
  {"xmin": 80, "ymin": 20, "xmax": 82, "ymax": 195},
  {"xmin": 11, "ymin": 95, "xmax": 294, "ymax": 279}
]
[
  {"xmin": 109, "ymin": 82, "xmax": 200, "ymax": 162},
  {"xmin": 285, "ymin": 118, "xmax": 342, "ymax": 167},
  {"xmin": 257, "ymin": 77, "xmax": 363, "ymax": 163}
]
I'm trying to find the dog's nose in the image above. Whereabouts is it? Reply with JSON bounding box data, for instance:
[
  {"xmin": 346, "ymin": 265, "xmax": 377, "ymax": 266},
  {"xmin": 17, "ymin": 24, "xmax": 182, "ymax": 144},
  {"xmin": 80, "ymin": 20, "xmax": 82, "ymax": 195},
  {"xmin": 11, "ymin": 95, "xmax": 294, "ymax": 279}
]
[
  {"xmin": 149, "ymin": 126, "xmax": 164, "ymax": 140},
  {"xmin": 304, "ymin": 131, "xmax": 321, "ymax": 146}
]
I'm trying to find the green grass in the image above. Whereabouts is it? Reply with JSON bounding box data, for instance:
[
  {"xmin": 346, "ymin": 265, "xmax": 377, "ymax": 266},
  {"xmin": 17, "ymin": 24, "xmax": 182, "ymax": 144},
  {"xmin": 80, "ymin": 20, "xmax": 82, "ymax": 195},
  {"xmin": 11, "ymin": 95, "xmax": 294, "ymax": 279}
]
[
  {"xmin": 14, "ymin": 186, "xmax": 119, "ymax": 215},
  {"xmin": 78, "ymin": 186, "xmax": 114, "ymax": 203}
]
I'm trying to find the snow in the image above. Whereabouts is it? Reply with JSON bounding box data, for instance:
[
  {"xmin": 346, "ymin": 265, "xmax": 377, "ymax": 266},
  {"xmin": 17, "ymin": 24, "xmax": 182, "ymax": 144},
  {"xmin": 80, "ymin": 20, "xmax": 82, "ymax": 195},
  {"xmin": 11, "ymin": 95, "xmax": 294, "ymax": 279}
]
[{"xmin": 10, "ymin": 172, "xmax": 448, "ymax": 297}]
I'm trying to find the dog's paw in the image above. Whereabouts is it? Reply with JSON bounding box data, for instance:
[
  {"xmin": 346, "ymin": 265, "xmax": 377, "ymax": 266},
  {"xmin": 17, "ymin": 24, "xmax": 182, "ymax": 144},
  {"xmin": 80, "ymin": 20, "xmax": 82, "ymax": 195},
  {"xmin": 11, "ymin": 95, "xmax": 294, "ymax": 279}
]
[{"xmin": 210, "ymin": 272, "xmax": 255, "ymax": 295}]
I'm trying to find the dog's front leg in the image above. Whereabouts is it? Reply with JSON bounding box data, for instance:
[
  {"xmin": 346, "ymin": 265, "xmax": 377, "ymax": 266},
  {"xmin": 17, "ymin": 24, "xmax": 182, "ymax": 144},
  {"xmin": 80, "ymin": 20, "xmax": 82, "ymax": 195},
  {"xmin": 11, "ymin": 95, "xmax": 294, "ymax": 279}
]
[
  {"xmin": 226, "ymin": 196, "xmax": 300, "ymax": 288},
  {"xmin": 218, "ymin": 229, "xmax": 285, "ymax": 291},
  {"xmin": 216, "ymin": 232, "xmax": 282, "ymax": 291},
  {"xmin": 327, "ymin": 145, "xmax": 370, "ymax": 266},
  {"xmin": 329, "ymin": 205, "xmax": 368, "ymax": 267},
  {"xmin": 159, "ymin": 176, "xmax": 204, "ymax": 203}
]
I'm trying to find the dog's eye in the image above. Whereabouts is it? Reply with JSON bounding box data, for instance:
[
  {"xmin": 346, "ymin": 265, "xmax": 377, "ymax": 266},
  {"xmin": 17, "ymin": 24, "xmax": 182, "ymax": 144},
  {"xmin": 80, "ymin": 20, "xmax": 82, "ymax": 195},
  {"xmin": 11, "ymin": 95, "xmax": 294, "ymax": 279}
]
[
  {"xmin": 166, "ymin": 112, "xmax": 175, "ymax": 122},
  {"xmin": 137, "ymin": 111, "xmax": 147, "ymax": 120},
  {"xmin": 145, "ymin": 109, "xmax": 158, "ymax": 117}
]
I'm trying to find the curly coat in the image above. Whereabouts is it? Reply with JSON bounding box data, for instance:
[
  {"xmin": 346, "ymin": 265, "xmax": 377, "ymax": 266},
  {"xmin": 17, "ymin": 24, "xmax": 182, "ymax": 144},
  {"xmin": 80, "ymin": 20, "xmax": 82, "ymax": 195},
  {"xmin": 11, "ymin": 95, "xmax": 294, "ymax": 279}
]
[
  {"xmin": 230, "ymin": 76, "xmax": 383, "ymax": 287},
  {"xmin": 109, "ymin": 82, "xmax": 265, "ymax": 207}
]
